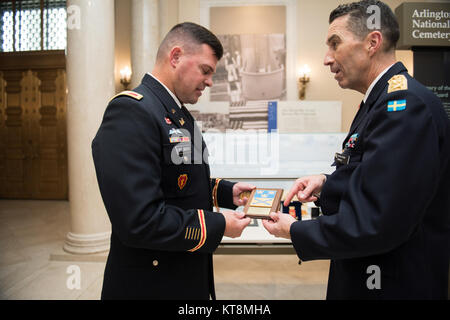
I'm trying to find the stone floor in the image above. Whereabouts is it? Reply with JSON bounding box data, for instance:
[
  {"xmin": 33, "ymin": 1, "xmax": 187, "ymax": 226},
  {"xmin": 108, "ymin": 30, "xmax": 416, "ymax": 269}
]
[{"xmin": 0, "ymin": 200, "xmax": 329, "ymax": 300}]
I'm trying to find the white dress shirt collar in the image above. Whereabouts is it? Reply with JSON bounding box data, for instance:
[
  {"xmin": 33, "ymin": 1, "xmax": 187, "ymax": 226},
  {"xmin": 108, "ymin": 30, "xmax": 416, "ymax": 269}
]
[
  {"xmin": 147, "ymin": 73, "xmax": 182, "ymax": 109},
  {"xmin": 363, "ymin": 63, "xmax": 395, "ymax": 103}
]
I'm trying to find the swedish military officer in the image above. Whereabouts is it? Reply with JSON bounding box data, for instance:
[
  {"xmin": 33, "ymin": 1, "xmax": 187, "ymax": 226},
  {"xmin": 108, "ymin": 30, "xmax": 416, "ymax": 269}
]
[
  {"xmin": 92, "ymin": 22, "xmax": 253, "ymax": 300},
  {"xmin": 263, "ymin": 0, "xmax": 450, "ymax": 299}
]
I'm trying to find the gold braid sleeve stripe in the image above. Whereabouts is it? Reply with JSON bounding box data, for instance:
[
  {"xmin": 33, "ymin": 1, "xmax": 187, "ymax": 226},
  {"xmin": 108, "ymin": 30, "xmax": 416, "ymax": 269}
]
[
  {"xmin": 213, "ymin": 178, "xmax": 222, "ymax": 212},
  {"xmin": 188, "ymin": 210, "xmax": 207, "ymax": 252}
]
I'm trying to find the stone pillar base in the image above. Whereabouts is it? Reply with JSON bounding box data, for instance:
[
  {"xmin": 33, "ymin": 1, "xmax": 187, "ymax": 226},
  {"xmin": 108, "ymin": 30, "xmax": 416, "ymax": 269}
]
[{"xmin": 63, "ymin": 231, "xmax": 111, "ymax": 255}]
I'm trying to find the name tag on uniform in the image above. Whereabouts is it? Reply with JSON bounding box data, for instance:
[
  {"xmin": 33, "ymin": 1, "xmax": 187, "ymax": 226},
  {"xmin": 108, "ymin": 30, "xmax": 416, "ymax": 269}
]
[{"xmin": 334, "ymin": 152, "xmax": 350, "ymax": 165}]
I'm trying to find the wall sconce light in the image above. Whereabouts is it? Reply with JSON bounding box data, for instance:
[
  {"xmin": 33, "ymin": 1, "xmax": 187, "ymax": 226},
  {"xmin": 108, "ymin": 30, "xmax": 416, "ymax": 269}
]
[
  {"xmin": 120, "ymin": 66, "xmax": 132, "ymax": 90},
  {"xmin": 298, "ymin": 64, "xmax": 311, "ymax": 100}
]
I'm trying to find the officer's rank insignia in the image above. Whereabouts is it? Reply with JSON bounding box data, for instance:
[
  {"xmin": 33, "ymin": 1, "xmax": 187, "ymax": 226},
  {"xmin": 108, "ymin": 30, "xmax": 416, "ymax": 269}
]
[
  {"xmin": 109, "ymin": 90, "xmax": 143, "ymax": 102},
  {"xmin": 345, "ymin": 133, "xmax": 359, "ymax": 149},
  {"xmin": 165, "ymin": 117, "xmax": 172, "ymax": 124},
  {"xmin": 387, "ymin": 75, "xmax": 407, "ymax": 93},
  {"xmin": 178, "ymin": 174, "xmax": 188, "ymax": 190},
  {"xmin": 387, "ymin": 99, "xmax": 406, "ymax": 112},
  {"xmin": 169, "ymin": 128, "xmax": 182, "ymax": 135},
  {"xmin": 179, "ymin": 118, "xmax": 185, "ymax": 126}
]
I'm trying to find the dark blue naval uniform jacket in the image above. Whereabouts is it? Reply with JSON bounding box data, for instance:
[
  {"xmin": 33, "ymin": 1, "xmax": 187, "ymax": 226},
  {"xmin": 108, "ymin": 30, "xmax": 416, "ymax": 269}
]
[
  {"xmin": 92, "ymin": 74, "xmax": 236, "ymax": 300},
  {"xmin": 291, "ymin": 62, "xmax": 450, "ymax": 299}
]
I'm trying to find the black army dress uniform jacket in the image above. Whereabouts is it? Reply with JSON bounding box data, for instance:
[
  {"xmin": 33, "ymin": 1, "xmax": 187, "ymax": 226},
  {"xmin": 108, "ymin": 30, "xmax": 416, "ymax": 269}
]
[
  {"xmin": 92, "ymin": 74, "xmax": 236, "ymax": 300},
  {"xmin": 291, "ymin": 62, "xmax": 450, "ymax": 299}
]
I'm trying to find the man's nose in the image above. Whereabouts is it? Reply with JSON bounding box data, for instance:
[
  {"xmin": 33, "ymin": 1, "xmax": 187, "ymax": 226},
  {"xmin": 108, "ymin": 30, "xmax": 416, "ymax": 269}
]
[
  {"xmin": 205, "ymin": 76, "xmax": 213, "ymax": 87},
  {"xmin": 324, "ymin": 51, "xmax": 334, "ymax": 66}
]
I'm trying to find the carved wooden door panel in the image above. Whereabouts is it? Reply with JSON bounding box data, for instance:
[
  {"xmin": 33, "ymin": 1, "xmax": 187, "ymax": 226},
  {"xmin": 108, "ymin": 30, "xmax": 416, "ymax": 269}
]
[
  {"xmin": 0, "ymin": 52, "xmax": 67, "ymax": 200},
  {"xmin": 0, "ymin": 70, "xmax": 31, "ymax": 199},
  {"xmin": 33, "ymin": 69, "xmax": 68, "ymax": 199}
]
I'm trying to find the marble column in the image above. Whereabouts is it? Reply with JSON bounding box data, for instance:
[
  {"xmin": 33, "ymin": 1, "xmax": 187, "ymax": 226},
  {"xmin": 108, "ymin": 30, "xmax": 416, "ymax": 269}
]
[
  {"xmin": 64, "ymin": 0, "xmax": 114, "ymax": 254},
  {"xmin": 130, "ymin": 0, "xmax": 159, "ymax": 88}
]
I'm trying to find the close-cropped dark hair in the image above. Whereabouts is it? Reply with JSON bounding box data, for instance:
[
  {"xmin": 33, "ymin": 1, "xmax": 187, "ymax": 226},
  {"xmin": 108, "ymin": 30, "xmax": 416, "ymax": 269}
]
[
  {"xmin": 159, "ymin": 22, "xmax": 223, "ymax": 60},
  {"xmin": 329, "ymin": 0, "xmax": 399, "ymax": 51}
]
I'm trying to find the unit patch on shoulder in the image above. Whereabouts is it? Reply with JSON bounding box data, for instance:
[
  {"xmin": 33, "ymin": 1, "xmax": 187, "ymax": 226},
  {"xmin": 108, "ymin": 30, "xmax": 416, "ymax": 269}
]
[
  {"xmin": 110, "ymin": 90, "xmax": 143, "ymax": 103},
  {"xmin": 387, "ymin": 75, "xmax": 407, "ymax": 93}
]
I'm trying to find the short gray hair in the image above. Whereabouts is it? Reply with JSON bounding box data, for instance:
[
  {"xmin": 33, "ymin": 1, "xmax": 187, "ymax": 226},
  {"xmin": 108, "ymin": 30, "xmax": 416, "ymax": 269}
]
[{"xmin": 329, "ymin": 0, "xmax": 400, "ymax": 51}]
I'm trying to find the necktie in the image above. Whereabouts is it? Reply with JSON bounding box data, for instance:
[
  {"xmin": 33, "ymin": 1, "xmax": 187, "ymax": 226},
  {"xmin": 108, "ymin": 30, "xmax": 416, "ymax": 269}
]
[
  {"xmin": 352, "ymin": 100, "xmax": 365, "ymax": 126},
  {"xmin": 181, "ymin": 105, "xmax": 197, "ymax": 134},
  {"xmin": 344, "ymin": 101, "xmax": 365, "ymax": 150},
  {"xmin": 359, "ymin": 101, "xmax": 364, "ymax": 109},
  {"xmin": 181, "ymin": 105, "xmax": 206, "ymax": 162},
  {"xmin": 181, "ymin": 105, "xmax": 194, "ymax": 123}
]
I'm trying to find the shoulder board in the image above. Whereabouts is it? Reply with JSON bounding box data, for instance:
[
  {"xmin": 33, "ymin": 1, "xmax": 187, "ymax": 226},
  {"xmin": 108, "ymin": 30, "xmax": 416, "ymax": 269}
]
[
  {"xmin": 109, "ymin": 91, "xmax": 143, "ymax": 103},
  {"xmin": 387, "ymin": 74, "xmax": 408, "ymax": 93}
]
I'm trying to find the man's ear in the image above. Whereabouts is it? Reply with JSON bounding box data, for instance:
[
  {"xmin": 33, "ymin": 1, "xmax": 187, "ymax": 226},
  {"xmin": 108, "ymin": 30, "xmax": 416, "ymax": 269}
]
[
  {"xmin": 169, "ymin": 46, "xmax": 183, "ymax": 68},
  {"xmin": 366, "ymin": 30, "xmax": 383, "ymax": 57}
]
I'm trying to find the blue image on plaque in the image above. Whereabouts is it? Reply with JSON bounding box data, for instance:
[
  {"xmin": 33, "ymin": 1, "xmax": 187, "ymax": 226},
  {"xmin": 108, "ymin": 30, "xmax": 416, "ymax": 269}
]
[{"xmin": 251, "ymin": 190, "xmax": 276, "ymax": 207}]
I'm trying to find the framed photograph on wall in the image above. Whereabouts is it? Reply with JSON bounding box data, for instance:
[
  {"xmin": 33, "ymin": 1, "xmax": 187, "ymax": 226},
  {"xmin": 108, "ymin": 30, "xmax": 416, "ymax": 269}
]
[
  {"xmin": 211, "ymin": 33, "xmax": 286, "ymax": 103},
  {"xmin": 200, "ymin": 0, "xmax": 297, "ymax": 101},
  {"xmin": 192, "ymin": 0, "xmax": 297, "ymax": 132}
]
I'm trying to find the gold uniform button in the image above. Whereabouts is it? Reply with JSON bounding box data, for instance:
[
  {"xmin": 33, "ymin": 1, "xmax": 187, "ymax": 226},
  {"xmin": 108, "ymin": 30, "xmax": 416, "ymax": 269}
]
[{"xmin": 153, "ymin": 260, "xmax": 159, "ymax": 267}]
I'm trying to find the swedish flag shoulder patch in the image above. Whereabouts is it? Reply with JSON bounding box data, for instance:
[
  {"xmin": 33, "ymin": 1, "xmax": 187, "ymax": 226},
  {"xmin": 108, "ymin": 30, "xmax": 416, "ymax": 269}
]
[{"xmin": 387, "ymin": 99, "xmax": 406, "ymax": 112}]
